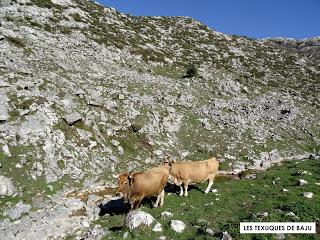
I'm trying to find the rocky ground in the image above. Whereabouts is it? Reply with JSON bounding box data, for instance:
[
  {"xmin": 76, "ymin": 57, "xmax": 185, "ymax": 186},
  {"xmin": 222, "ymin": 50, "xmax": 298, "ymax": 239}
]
[{"xmin": 0, "ymin": 0, "xmax": 319, "ymax": 239}]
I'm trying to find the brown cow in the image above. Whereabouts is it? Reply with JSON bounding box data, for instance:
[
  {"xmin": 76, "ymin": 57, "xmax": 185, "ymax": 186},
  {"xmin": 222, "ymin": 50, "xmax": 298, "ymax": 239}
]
[
  {"xmin": 117, "ymin": 172, "xmax": 130, "ymax": 201},
  {"xmin": 162, "ymin": 157, "xmax": 219, "ymax": 196},
  {"xmin": 117, "ymin": 165, "xmax": 169, "ymax": 210}
]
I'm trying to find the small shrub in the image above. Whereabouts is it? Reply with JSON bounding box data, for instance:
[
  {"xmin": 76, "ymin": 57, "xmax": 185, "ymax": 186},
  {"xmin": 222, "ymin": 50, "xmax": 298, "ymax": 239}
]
[
  {"xmin": 183, "ymin": 64, "xmax": 198, "ymax": 78},
  {"xmin": 4, "ymin": 15, "xmax": 15, "ymax": 22},
  {"xmin": 43, "ymin": 24, "xmax": 54, "ymax": 32},
  {"xmin": 60, "ymin": 28, "xmax": 71, "ymax": 34},
  {"xmin": 48, "ymin": 17, "xmax": 60, "ymax": 24},
  {"xmin": 6, "ymin": 36, "xmax": 25, "ymax": 48},
  {"xmin": 9, "ymin": 110, "xmax": 20, "ymax": 121},
  {"xmin": 69, "ymin": 13, "xmax": 82, "ymax": 22},
  {"xmin": 31, "ymin": 0, "xmax": 55, "ymax": 9},
  {"xmin": 29, "ymin": 20, "xmax": 42, "ymax": 28},
  {"xmin": 23, "ymin": 47, "xmax": 32, "ymax": 55}
]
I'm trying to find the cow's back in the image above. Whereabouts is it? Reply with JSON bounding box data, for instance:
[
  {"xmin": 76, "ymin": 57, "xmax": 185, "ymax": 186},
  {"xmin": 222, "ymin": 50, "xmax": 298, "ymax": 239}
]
[{"xmin": 172, "ymin": 157, "xmax": 219, "ymax": 183}]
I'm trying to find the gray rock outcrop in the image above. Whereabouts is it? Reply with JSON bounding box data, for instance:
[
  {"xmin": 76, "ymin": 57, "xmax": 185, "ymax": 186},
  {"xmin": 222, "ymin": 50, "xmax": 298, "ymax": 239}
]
[{"xmin": 5, "ymin": 201, "xmax": 31, "ymax": 220}]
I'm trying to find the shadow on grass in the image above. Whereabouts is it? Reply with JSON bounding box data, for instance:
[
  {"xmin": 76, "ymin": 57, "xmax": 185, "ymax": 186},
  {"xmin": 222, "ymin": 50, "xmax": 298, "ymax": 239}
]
[
  {"xmin": 165, "ymin": 182, "xmax": 207, "ymax": 195},
  {"xmin": 98, "ymin": 198, "xmax": 130, "ymax": 216},
  {"xmin": 97, "ymin": 197, "xmax": 162, "ymax": 232},
  {"xmin": 98, "ymin": 196, "xmax": 162, "ymax": 217},
  {"xmin": 109, "ymin": 226, "xmax": 124, "ymax": 232}
]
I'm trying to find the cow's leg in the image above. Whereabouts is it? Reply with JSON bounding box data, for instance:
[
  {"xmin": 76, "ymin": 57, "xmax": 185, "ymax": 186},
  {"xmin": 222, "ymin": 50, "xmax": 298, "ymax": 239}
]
[
  {"xmin": 133, "ymin": 198, "xmax": 143, "ymax": 210},
  {"xmin": 174, "ymin": 178, "xmax": 183, "ymax": 196},
  {"xmin": 129, "ymin": 200, "xmax": 135, "ymax": 210},
  {"xmin": 183, "ymin": 181, "xmax": 189, "ymax": 196},
  {"xmin": 204, "ymin": 174, "xmax": 215, "ymax": 193},
  {"xmin": 159, "ymin": 190, "xmax": 165, "ymax": 206},
  {"xmin": 153, "ymin": 192, "xmax": 162, "ymax": 208},
  {"xmin": 179, "ymin": 186, "xmax": 184, "ymax": 196}
]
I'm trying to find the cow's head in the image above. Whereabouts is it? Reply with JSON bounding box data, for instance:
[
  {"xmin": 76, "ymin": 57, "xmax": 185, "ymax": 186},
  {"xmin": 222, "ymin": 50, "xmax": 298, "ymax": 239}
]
[
  {"xmin": 161, "ymin": 155, "xmax": 175, "ymax": 167},
  {"xmin": 117, "ymin": 172, "xmax": 130, "ymax": 195}
]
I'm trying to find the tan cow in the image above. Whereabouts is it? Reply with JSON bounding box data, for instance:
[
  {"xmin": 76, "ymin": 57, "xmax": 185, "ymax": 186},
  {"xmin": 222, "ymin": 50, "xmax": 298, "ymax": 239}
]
[
  {"xmin": 117, "ymin": 172, "xmax": 130, "ymax": 201},
  {"xmin": 117, "ymin": 165, "xmax": 169, "ymax": 210},
  {"xmin": 162, "ymin": 157, "xmax": 219, "ymax": 196}
]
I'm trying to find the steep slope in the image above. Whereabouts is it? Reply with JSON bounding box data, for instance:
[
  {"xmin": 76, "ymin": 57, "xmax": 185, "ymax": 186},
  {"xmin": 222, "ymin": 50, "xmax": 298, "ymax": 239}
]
[{"xmin": 0, "ymin": 0, "xmax": 319, "ymax": 223}]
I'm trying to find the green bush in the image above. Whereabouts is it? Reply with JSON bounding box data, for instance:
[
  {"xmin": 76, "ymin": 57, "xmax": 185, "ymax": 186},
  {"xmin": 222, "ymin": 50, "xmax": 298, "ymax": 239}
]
[
  {"xmin": 183, "ymin": 64, "xmax": 198, "ymax": 78},
  {"xmin": 69, "ymin": 13, "xmax": 82, "ymax": 22},
  {"xmin": 31, "ymin": 0, "xmax": 59, "ymax": 9},
  {"xmin": 6, "ymin": 36, "xmax": 25, "ymax": 48}
]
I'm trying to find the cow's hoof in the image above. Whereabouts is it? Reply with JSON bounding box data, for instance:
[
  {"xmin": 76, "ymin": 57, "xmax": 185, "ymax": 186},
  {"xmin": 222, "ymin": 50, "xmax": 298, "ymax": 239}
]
[{"xmin": 204, "ymin": 190, "xmax": 209, "ymax": 194}]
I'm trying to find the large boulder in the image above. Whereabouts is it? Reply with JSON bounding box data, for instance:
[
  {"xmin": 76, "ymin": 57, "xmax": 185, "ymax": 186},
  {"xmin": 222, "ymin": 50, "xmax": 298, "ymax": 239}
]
[
  {"xmin": 0, "ymin": 175, "xmax": 15, "ymax": 196},
  {"xmin": 125, "ymin": 210, "xmax": 155, "ymax": 231}
]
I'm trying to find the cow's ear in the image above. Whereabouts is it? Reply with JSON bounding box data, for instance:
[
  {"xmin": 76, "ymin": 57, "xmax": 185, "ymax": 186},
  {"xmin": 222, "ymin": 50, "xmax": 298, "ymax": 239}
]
[{"xmin": 128, "ymin": 175, "xmax": 135, "ymax": 184}]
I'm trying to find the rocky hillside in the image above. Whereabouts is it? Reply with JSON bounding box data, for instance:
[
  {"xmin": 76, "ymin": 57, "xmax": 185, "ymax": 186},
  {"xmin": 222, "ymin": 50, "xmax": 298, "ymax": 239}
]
[{"xmin": 0, "ymin": 0, "xmax": 319, "ymax": 238}]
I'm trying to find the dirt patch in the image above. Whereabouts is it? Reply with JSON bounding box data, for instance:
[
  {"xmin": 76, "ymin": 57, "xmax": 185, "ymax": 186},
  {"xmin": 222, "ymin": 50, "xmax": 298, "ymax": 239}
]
[{"xmin": 66, "ymin": 187, "xmax": 117, "ymax": 202}]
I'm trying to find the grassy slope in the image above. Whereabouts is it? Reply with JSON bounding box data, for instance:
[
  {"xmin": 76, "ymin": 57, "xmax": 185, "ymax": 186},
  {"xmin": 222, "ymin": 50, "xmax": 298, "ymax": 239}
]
[{"xmin": 94, "ymin": 159, "xmax": 320, "ymax": 240}]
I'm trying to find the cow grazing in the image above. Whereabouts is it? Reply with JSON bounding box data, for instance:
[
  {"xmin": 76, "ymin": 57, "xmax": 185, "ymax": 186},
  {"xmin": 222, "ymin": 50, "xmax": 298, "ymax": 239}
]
[
  {"xmin": 162, "ymin": 157, "xmax": 219, "ymax": 196},
  {"xmin": 116, "ymin": 165, "xmax": 169, "ymax": 210}
]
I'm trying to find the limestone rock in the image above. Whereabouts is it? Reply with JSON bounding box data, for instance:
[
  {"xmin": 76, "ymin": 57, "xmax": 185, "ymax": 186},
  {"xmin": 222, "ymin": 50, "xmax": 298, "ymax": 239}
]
[
  {"xmin": 63, "ymin": 112, "xmax": 82, "ymax": 125},
  {"xmin": 0, "ymin": 175, "xmax": 15, "ymax": 196},
  {"xmin": 221, "ymin": 231, "xmax": 233, "ymax": 240},
  {"xmin": 111, "ymin": 139, "xmax": 120, "ymax": 147},
  {"xmin": 117, "ymin": 146, "xmax": 124, "ymax": 156},
  {"xmin": 6, "ymin": 201, "xmax": 31, "ymax": 220},
  {"xmin": 206, "ymin": 228, "xmax": 215, "ymax": 235},
  {"xmin": 303, "ymin": 192, "xmax": 313, "ymax": 198},
  {"xmin": 298, "ymin": 179, "xmax": 308, "ymax": 186},
  {"xmin": 170, "ymin": 220, "xmax": 186, "ymax": 233},
  {"xmin": 64, "ymin": 198, "xmax": 85, "ymax": 211},
  {"xmin": 125, "ymin": 210, "xmax": 155, "ymax": 231},
  {"xmin": 2, "ymin": 144, "xmax": 11, "ymax": 156},
  {"xmin": 0, "ymin": 105, "xmax": 9, "ymax": 121},
  {"xmin": 161, "ymin": 211, "xmax": 173, "ymax": 218},
  {"xmin": 152, "ymin": 222, "xmax": 163, "ymax": 232}
]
